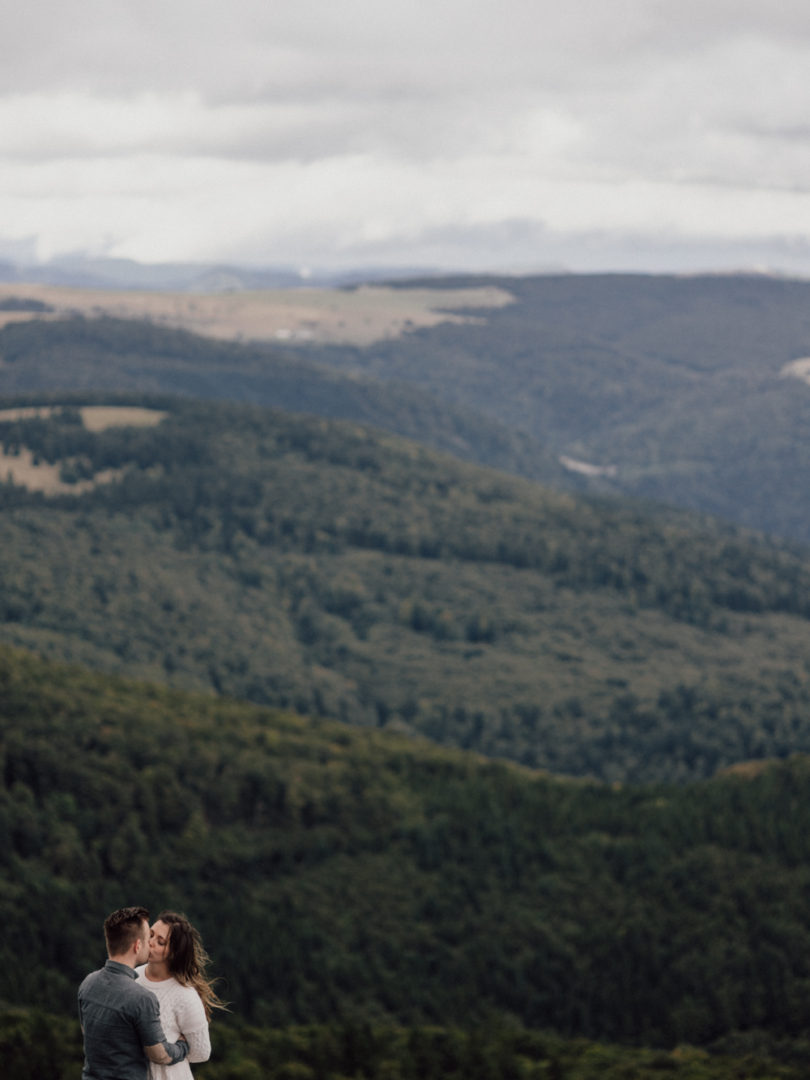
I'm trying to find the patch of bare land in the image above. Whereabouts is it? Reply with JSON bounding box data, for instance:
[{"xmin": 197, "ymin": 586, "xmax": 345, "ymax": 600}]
[
  {"xmin": 0, "ymin": 406, "xmax": 167, "ymax": 493},
  {"xmin": 0, "ymin": 282, "xmax": 515, "ymax": 346},
  {"xmin": 81, "ymin": 405, "xmax": 168, "ymax": 431},
  {"xmin": 0, "ymin": 447, "xmax": 121, "ymax": 495},
  {"xmin": 0, "ymin": 405, "xmax": 167, "ymax": 430},
  {"xmin": 717, "ymin": 759, "xmax": 774, "ymax": 780}
]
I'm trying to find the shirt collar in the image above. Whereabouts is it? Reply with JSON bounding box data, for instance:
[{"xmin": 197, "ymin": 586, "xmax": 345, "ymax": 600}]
[{"xmin": 104, "ymin": 959, "xmax": 137, "ymax": 979}]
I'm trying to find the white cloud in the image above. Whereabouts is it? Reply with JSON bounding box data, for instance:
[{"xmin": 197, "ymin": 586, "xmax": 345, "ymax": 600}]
[{"xmin": 3, "ymin": 0, "xmax": 810, "ymax": 270}]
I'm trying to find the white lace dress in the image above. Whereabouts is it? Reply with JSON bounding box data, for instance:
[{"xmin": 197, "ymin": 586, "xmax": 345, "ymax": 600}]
[{"xmin": 135, "ymin": 967, "xmax": 211, "ymax": 1079}]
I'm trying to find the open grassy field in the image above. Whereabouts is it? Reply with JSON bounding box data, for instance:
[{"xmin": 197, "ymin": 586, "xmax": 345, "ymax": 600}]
[
  {"xmin": 0, "ymin": 282, "xmax": 513, "ymax": 345},
  {"xmin": 0, "ymin": 405, "xmax": 167, "ymax": 492}
]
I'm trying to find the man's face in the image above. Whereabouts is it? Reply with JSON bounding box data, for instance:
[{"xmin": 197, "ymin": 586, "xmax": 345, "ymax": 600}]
[{"xmin": 134, "ymin": 920, "xmax": 150, "ymax": 964}]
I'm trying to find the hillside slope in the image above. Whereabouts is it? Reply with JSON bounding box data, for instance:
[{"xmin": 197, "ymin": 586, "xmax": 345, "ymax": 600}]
[
  {"xmin": 0, "ymin": 315, "xmax": 569, "ymax": 489},
  {"xmin": 3, "ymin": 398, "xmax": 810, "ymax": 781},
  {"xmin": 5, "ymin": 642, "xmax": 810, "ymax": 1057},
  {"xmin": 8, "ymin": 274, "xmax": 810, "ymax": 545},
  {"xmin": 305, "ymin": 273, "xmax": 810, "ymax": 542}
]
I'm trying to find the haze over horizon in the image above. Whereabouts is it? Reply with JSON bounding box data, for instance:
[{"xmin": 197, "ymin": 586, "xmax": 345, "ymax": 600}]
[{"xmin": 4, "ymin": 1, "xmax": 810, "ymax": 277}]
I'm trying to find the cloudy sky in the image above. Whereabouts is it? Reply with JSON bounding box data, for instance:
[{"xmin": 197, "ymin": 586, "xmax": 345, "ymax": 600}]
[{"xmin": 3, "ymin": 0, "xmax": 810, "ymax": 274}]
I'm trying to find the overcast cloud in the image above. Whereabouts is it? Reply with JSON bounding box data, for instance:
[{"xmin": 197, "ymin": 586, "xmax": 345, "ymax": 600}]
[{"xmin": 3, "ymin": 0, "xmax": 810, "ymax": 273}]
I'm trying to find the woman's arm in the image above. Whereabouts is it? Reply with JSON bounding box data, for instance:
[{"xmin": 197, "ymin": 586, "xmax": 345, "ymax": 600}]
[
  {"xmin": 183, "ymin": 1025, "xmax": 211, "ymax": 1064},
  {"xmin": 175, "ymin": 988, "xmax": 211, "ymax": 1063}
]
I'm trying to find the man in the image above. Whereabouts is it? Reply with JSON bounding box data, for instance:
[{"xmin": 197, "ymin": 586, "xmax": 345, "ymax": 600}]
[{"xmin": 78, "ymin": 906, "xmax": 190, "ymax": 1080}]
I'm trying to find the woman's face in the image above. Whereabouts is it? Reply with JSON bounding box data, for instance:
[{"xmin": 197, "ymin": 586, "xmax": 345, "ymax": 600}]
[{"xmin": 149, "ymin": 920, "xmax": 172, "ymax": 965}]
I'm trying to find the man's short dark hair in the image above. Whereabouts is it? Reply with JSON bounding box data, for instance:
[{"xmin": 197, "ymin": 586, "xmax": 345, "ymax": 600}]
[{"xmin": 104, "ymin": 906, "xmax": 150, "ymax": 956}]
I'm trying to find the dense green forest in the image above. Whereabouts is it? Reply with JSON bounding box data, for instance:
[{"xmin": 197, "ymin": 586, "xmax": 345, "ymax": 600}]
[
  {"xmin": 3, "ymin": 398, "xmax": 810, "ymax": 780},
  {"xmin": 5, "ymin": 1007, "xmax": 810, "ymax": 1080},
  {"xmin": 5, "ymin": 644, "xmax": 810, "ymax": 1076}
]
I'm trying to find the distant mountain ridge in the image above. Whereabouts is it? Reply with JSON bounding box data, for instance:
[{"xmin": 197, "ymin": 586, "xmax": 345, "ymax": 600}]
[{"xmin": 0, "ymin": 253, "xmax": 437, "ymax": 291}]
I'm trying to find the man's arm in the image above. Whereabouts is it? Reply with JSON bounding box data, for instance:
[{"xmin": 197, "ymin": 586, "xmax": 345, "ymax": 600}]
[
  {"xmin": 135, "ymin": 990, "xmax": 189, "ymax": 1066},
  {"xmin": 144, "ymin": 1038, "xmax": 189, "ymax": 1066}
]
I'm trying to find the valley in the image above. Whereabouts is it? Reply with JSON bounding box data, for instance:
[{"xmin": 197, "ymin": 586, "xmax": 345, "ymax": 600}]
[{"xmin": 4, "ymin": 272, "xmax": 810, "ymax": 1077}]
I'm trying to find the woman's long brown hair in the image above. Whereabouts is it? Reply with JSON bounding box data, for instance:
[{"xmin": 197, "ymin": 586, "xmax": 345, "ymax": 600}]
[{"xmin": 156, "ymin": 911, "xmax": 229, "ymax": 1020}]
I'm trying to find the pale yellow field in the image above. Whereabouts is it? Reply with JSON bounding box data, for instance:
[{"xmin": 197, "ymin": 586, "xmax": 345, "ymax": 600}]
[
  {"xmin": 0, "ymin": 282, "xmax": 514, "ymax": 346},
  {"xmin": 80, "ymin": 406, "xmax": 168, "ymax": 431},
  {"xmin": 0, "ymin": 447, "xmax": 123, "ymax": 494},
  {"xmin": 0, "ymin": 406, "xmax": 167, "ymax": 493},
  {"xmin": 0, "ymin": 405, "xmax": 167, "ymax": 430}
]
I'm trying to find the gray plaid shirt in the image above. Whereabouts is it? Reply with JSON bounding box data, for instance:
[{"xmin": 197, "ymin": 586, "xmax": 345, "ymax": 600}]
[{"xmin": 78, "ymin": 959, "xmax": 187, "ymax": 1080}]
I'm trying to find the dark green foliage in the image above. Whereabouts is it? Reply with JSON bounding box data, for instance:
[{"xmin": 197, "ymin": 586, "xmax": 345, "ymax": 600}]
[
  {"xmin": 4, "ymin": 398, "xmax": 810, "ymax": 780},
  {"xmin": 201, "ymin": 1023, "xmax": 810, "ymax": 1079},
  {"xmin": 0, "ymin": 1008, "xmax": 83, "ymax": 1080},
  {"xmin": 3, "ymin": 1009, "xmax": 806, "ymax": 1080},
  {"xmin": 6, "ymin": 643, "xmax": 810, "ymax": 1055}
]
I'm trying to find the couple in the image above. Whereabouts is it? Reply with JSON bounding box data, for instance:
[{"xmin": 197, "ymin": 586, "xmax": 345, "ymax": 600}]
[{"xmin": 78, "ymin": 906, "xmax": 226, "ymax": 1080}]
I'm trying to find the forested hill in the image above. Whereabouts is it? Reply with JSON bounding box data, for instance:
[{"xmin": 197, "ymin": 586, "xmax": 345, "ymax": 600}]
[
  {"xmin": 6, "ymin": 274, "xmax": 810, "ymax": 544},
  {"xmin": 0, "ymin": 314, "xmax": 568, "ymax": 489},
  {"xmin": 3, "ymin": 398, "xmax": 810, "ymax": 782},
  {"xmin": 5, "ymin": 641, "xmax": 810, "ymax": 1066},
  {"xmin": 306, "ymin": 273, "xmax": 810, "ymax": 543}
]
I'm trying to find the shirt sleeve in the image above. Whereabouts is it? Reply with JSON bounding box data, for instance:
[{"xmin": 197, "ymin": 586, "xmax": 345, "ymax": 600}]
[
  {"xmin": 135, "ymin": 995, "xmax": 189, "ymax": 1065},
  {"xmin": 176, "ymin": 988, "xmax": 211, "ymax": 1063},
  {"xmin": 134, "ymin": 987, "xmax": 169, "ymax": 1048}
]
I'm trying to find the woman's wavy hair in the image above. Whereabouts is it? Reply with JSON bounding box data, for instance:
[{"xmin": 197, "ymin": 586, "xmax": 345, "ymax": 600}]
[{"xmin": 156, "ymin": 911, "xmax": 228, "ymax": 1020}]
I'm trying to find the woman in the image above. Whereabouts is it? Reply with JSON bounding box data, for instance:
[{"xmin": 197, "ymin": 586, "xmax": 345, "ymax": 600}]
[{"xmin": 136, "ymin": 911, "xmax": 226, "ymax": 1079}]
